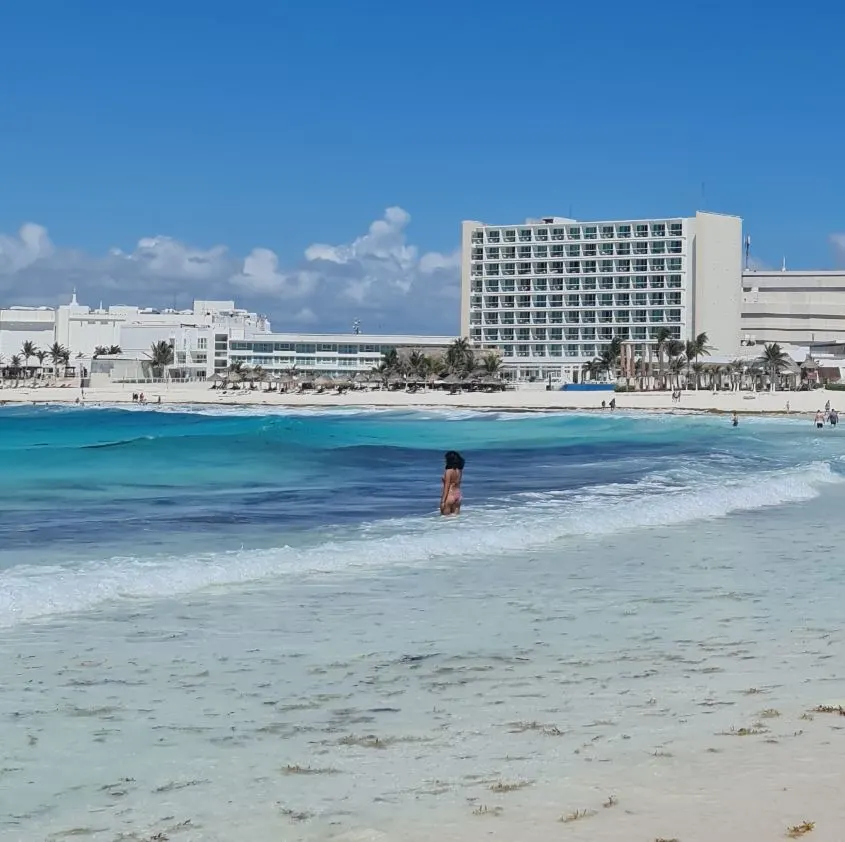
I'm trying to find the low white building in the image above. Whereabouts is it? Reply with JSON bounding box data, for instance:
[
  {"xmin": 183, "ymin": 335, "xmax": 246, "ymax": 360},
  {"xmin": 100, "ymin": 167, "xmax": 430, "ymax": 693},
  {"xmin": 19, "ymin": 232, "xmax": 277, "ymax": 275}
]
[
  {"xmin": 0, "ymin": 293, "xmax": 270, "ymax": 377},
  {"xmin": 226, "ymin": 333, "xmax": 460, "ymax": 378}
]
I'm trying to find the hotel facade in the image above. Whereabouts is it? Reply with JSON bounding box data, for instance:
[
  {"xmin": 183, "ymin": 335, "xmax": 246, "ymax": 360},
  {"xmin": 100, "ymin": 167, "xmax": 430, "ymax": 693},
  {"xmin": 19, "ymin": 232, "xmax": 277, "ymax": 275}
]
[{"xmin": 461, "ymin": 211, "xmax": 742, "ymax": 382}]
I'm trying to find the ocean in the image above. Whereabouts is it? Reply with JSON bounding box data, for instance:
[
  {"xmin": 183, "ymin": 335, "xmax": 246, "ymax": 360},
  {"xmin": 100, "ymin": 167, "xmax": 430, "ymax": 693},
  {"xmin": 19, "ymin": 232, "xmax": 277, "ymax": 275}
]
[{"xmin": 2, "ymin": 405, "xmax": 845, "ymax": 841}]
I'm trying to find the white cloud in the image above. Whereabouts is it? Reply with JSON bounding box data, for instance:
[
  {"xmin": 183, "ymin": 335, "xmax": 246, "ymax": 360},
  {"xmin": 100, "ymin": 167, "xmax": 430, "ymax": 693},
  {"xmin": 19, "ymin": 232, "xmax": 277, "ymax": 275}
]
[
  {"xmin": 0, "ymin": 223, "xmax": 54, "ymax": 274},
  {"xmin": 0, "ymin": 207, "xmax": 460, "ymax": 333}
]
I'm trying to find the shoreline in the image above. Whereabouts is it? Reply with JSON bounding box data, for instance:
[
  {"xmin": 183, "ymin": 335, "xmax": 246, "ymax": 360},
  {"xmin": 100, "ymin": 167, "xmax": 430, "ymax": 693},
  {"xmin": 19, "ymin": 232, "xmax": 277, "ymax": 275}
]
[{"xmin": 0, "ymin": 381, "xmax": 839, "ymax": 417}]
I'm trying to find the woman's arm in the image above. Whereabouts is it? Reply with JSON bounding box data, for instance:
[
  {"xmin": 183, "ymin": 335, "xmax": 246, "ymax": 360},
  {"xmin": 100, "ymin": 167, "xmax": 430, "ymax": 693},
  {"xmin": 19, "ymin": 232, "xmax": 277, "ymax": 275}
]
[{"xmin": 440, "ymin": 470, "xmax": 451, "ymax": 514}]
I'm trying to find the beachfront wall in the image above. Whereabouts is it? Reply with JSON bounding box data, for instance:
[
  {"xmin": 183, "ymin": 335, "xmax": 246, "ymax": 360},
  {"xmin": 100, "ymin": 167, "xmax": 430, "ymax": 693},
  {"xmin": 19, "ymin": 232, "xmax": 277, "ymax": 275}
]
[
  {"xmin": 741, "ymin": 270, "xmax": 845, "ymax": 346},
  {"xmin": 0, "ymin": 307, "xmax": 56, "ymax": 359}
]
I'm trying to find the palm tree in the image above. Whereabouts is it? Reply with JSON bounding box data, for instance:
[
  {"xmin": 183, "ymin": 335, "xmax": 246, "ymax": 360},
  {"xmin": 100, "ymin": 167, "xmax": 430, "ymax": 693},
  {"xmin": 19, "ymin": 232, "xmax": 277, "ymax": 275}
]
[
  {"xmin": 691, "ymin": 361, "xmax": 705, "ymax": 390},
  {"xmin": 582, "ymin": 358, "xmax": 604, "ymax": 382},
  {"xmin": 49, "ymin": 342, "xmax": 68, "ymax": 378},
  {"xmin": 252, "ymin": 365, "xmax": 268, "ymax": 391},
  {"xmin": 381, "ymin": 347, "xmax": 399, "ymax": 374},
  {"xmin": 692, "ymin": 332, "xmax": 711, "ymax": 363},
  {"xmin": 21, "ymin": 340, "xmax": 37, "ymax": 377},
  {"xmin": 727, "ymin": 359, "xmax": 744, "ymax": 392},
  {"xmin": 481, "ymin": 352, "xmax": 502, "ymax": 376},
  {"xmin": 758, "ymin": 342, "xmax": 790, "ymax": 392},
  {"xmin": 149, "ymin": 340, "xmax": 174, "ymax": 380},
  {"xmin": 654, "ymin": 326, "xmax": 673, "ymax": 390},
  {"xmin": 10, "ymin": 354, "xmax": 22, "ymax": 383},
  {"xmin": 35, "ymin": 349, "xmax": 47, "ymax": 377},
  {"xmin": 445, "ymin": 338, "xmax": 474, "ymax": 375}
]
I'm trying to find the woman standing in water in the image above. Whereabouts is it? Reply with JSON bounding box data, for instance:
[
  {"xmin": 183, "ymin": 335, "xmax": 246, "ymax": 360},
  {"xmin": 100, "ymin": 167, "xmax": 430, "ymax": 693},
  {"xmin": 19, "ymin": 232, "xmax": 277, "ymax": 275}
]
[{"xmin": 440, "ymin": 450, "xmax": 465, "ymax": 516}]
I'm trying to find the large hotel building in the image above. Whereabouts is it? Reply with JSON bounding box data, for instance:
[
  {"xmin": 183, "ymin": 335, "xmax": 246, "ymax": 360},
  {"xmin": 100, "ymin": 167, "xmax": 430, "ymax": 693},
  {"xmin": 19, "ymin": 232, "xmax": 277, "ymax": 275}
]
[{"xmin": 461, "ymin": 211, "xmax": 742, "ymax": 382}]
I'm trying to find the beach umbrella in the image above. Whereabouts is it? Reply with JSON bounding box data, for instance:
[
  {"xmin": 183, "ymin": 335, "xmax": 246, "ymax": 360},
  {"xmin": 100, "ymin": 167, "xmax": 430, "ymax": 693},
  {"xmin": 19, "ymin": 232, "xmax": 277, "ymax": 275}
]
[
  {"xmin": 800, "ymin": 356, "xmax": 819, "ymax": 370},
  {"xmin": 209, "ymin": 372, "xmax": 225, "ymax": 383},
  {"xmin": 315, "ymin": 375, "xmax": 335, "ymax": 387}
]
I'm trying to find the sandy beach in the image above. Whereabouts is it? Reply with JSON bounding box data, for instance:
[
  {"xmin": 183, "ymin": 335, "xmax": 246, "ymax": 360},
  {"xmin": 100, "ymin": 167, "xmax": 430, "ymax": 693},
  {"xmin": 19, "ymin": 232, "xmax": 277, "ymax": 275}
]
[{"xmin": 0, "ymin": 381, "xmax": 841, "ymax": 416}]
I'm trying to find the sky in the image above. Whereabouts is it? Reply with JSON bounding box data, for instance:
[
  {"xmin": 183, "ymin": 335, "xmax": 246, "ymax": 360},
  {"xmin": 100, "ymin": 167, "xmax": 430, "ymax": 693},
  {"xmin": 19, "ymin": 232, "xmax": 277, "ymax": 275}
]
[{"xmin": 1, "ymin": 1, "xmax": 845, "ymax": 334}]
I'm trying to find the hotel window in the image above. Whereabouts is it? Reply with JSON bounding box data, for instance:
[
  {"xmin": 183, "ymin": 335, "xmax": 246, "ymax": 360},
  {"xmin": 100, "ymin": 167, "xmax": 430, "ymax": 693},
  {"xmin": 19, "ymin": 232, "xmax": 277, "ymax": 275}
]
[
  {"xmin": 533, "ymin": 328, "xmax": 547, "ymax": 340},
  {"xmin": 550, "ymin": 310, "xmax": 563, "ymax": 323},
  {"xmin": 599, "ymin": 276, "xmax": 614, "ymax": 290},
  {"xmin": 487, "ymin": 229, "xmax": 500, "ymax": 243},
  {"xmin": 650, "ymin": 292, "xmax": 665, "ymax": 306},
  {"xmin": 503, "ymin": 345, "xmax": 514, "ymax": 357},
  {"xmin": 472, "ymin": 248, "xmax": 483, "ymax": 260},
  {"xmin": 566, "ymin": 261, "xmax": 580, "ymax": 274},
  {"xmin": 650, "ymin": 310, "xmax": 665, "ymax": 322},
  {"xmin": 533, "ymin": 278, "xmax": 548, "ymax": 291},
  {"xmin": 601, "ymin": 225, "xmax": 614, "ymax": 239},
  {"xmin": 501, "ymin": 279, "xmax": 515, "ymax": 292},
  {"xmin": 566, "ymin": 295, "xmax": 580, "ymax": 307},
  {"xmin": 668, "ymin": 274, "xmax": 682, "ymax": 288},
  {"xmin": 551, "ymin": 245, "xmax": 564, "ymax": 258},
  {"xmin": 650, "ymin": 275, "xmax": 665, "ymax": 288},
  {"xmin": 551, "ymin": 227, "xmax": 565, "ymax": 240},
  {"xmin": 669, "ymin": 222, "xmax": 683, "ymax": 236},
  {"xmin": 651, "ymin": 223, "xmax": 666, "ymax": 237},
  {"xmin": 633, "ymin": 310, "xmax": 647, "ymax": 323},
  {"xmin": 471, "ymin": 230, "xmax": 484, "ymax": 243},
  {"xmin": 565, "ymin": 311, "xmax": 580, "ymax": 323},
  {"xmin": 668, "ymin": 240, "xmax": 682, "ymax": 254},
  {"xmin": 536, "ymin": 228, "xmax": 549, "ymax": 241},
  {"xmin": 565, "ymin": 344, "xmax": 580, "ymax": 357},
  {"xmin": 599, "ymin": 326, "xmax": 613, "ymax": 340},
  {"xmin": 599, "ymin": 242, "xmax": 613, "ymax": 256},
  {"xmin": 567, "ymin": 226, "xmax": 581, "ymax": 240},
  {"xmin": 582, "ymin": 327, "xmax": 596, "ymax": 339},
  {"xmin": 486, "ymin": 247, "xmax": 499, "ymax": 259},
  {"xmin": 484, "ymin": 312, "xmax": 499, "ymax": 324},
  {"xmin": 550, "ymin": 344, "xmax": 563, "ymax": 357},
  {"xmin": 471, "ymin": 263, "xmax": 483, "ymax": 276},
  {"xmin": 650, "ymin": 258, "xmax": 665, "ymax": 271},
  {"xmin": 517, "ymin": 262, "xmax": 531, "ymax": 275},
  {"xmin": 635, "ymin": 224, "xmax": 649, "ymax": 238},
  {"xmin": 582, "ymin": 277, "xmax": 596, "ymax": 290},
  {"xmin": 615, "ymin": 275, "xmax": 631, "ymax": 289},
  {"xmin": 617, "ymin": 259, "xmax": 631, "ymax": 273},
  {"xmin": 533, "ymin": 344, "xmax": 547, "ymax": 357},
  {"xmin": 566, "ymin": 279, "xmax": 580, "ymax": 291},
  {"xmin": 533, "ymin": 295, "xmax": 547, "ymax": 308},
  {"xmin": 668, "ymin": 309, "xmax": 681, "ymax": 322},
  {"xmin": 501, "ymin": 311, "xmax": 514, "ymax": 323},
  {"xmin": 486, "ymin": 279, "xmax": 500, "ymax": 292},
  {"xmin": 583, "ymin": 260, "xmax": 597, "ymax": 274},
  {"xmin": 504, "ymin": 229, "xmax": 516, "ymax": 242},
  {"xmin": 616, "ymin": 309, "xmax": 630, "ymax": 322},
  {"xmin": 583, "ymin": 243, "xmax": 597, "ymax": 257},
  {"xmin": 634, "ymin": 258, "xmax": 648, "ymax": 273},
  {"xmin": 550, "ymin": 261, "xmax": 564, "ymax": 275},
  {"xmin": 197, "ymin": 337, "xmax": 208, "ymax": 350},
  {"xmin": 534, "ymin": 245, "xmax": 548, "ymax": 258},
  {"xmin": 633, "ymin": 326, "xmax": 647, "ymax": 340},
  {"xmin": 485, "ymin": 263, "xmax": 500, "ymax": 276},
  {"xmin": 566, "ymin": 244, "xmax": 580, "ymax": 257},
  {"xmin": 484, "ymin": 329, "xmax": 499, "ymax": 341},
  {"xmin": 533, "ymin": 311, "xmax": 547, "ymax": 324},
  {"xmin": 616, "ymin": 241, "xmax": 631, "ymax": 255},
  {"xmin": 471, "ymin": 328, "xmax": 482, "ymax": 340},
  {"xmin": 617, "ymin": 224, "xmax": 632, "ymax": 238},
  {"xmin": 517, "ymin": 278, "xmax": 530, "ymax": 291},
  {"xmin": 471, "ymin": 296, "xmax": 482, "ymax": 308},
  {"xmin": 518, "ymin": 245, "xmax": 531, "ymax": 259},
  {"xmin": 584, "ymin": 226, "xmax": 598, "ymax": 239},
  {"xmin": 582, "ymin": 295, "xmax": 596, "ymax": 308},
  {"xmin": 650, "ymin": 241, "xmax": 666, "ymax": 254},
  {"xmin": 519, "ymin": 229, "xmax": 532, "ymax": 241},
  {"xmin": 599, "ymin": 294, "xmax": 613, "ymax": 308},
  {"xmin": 502, "ymin": 246, "xmax": 516, "ymax": 259},
  {"xmin": 502, "ymin": 328, "xmax": 514, "ymax": 340},
  {"xmin": 600, "ymin": 260, "xmax": 613, "ymax": 273},
  {"xmin": 667, "ymin": 258, "xmax": 682, "ymax": 271},
  {"xmin": 634, "ymin": 292, "xmax": 648, "ymax": 306},
  {"xmin": 667, "ymin": 292, "xmax": 681, "ymax": 305},
  {"xmin": 634, "ymin": 275, "xmax": 648, "ymax": 288},
  {"xmin": 616, "ymin": 293, "xmax": 630, "ymax": 307},
  {"xmin": 517, "ymin": 328, "xmax": 530, "ymax": 341},
  {"xmin": 517, "ymin": 295, "xmax": 531, "ymax": 309},
  {"xmin": 502, "ymin": 263, "xmax": 515, "ymax": 276},
  {"xmin": 633, "ymin": 240, "xmax": 649, "ymax": 255}
]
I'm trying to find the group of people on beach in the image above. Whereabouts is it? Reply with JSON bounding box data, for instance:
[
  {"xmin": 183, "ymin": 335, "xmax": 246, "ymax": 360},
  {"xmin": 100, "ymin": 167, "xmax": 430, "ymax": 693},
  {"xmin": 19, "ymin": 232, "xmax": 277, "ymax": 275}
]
[{"xmin": 814, "ymin": 401, "xmax": 839, "ymax": 429}]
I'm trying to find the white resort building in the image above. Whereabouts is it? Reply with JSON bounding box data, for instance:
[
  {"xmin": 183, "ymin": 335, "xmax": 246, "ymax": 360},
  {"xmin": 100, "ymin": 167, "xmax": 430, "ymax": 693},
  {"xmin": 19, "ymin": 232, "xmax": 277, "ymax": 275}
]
[{"xmin": 461, "ymin": 211, "xmax": 742, "ymax": 382}]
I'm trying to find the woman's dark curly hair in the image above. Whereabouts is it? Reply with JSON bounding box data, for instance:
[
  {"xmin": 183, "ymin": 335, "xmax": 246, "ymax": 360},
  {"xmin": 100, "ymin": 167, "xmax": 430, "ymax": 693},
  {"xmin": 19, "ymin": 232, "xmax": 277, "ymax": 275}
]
[{"xmin": 444, "ymin": 450, "xmax": 465, "ymax": 470}]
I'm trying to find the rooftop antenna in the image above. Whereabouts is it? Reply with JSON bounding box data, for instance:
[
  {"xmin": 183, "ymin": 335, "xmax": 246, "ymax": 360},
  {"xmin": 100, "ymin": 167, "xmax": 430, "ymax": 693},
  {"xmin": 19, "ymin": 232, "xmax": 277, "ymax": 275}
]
[
  {"xmin": 744, "ymin": 235, "xmax": 751, "ymax": 270},
  {"xmin": 352, "ymin": 318, "xmax": 361, "ymax": 335}
]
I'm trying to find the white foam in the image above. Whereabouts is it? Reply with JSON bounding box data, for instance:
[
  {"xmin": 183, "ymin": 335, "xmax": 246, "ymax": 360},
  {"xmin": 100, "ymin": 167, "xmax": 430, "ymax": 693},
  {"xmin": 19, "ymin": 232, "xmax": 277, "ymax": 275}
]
[{"xmin": 0, "ymin": 461, "xmax": 839, "ymax": 628}]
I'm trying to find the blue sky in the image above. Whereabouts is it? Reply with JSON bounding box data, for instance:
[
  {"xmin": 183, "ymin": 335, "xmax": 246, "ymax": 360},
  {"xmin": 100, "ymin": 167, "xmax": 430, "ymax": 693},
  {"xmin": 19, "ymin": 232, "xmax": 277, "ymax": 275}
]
[{"xmin": 1, "ymin": 1, "xmax": 844, "ymax": 332}]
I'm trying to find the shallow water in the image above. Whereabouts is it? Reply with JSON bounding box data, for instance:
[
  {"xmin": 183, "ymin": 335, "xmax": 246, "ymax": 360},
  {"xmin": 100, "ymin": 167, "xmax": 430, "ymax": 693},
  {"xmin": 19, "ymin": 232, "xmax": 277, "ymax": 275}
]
[{"xmin": 2, "ymin": 406, "xmax": 845, "ymax": 840}]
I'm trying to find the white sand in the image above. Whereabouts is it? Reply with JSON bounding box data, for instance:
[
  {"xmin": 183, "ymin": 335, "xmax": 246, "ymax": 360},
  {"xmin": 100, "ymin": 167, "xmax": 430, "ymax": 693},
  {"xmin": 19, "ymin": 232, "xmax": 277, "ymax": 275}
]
[{"xmin": 0, "ymin": 381, "xmax": 840, "ymax": 416}]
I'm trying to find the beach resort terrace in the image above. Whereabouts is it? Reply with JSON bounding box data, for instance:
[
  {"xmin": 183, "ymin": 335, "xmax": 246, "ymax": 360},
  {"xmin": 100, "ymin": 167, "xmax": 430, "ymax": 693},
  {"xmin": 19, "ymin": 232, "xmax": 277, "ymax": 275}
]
[{"xmin": 224, "ymin": 332, "xmax": 461, "ymax": 378}]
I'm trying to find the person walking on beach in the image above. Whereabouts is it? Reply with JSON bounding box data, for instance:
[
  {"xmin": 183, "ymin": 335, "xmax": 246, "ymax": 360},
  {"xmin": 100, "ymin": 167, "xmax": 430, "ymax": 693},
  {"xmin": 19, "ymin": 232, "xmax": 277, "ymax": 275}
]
[
  {"xmin": 830, "ymin": 408, "xmax": 839, "ymax": 428},
  {"xmin": 815, "ymin": 410, "xmax": 825, "ymax": 429},
  {"xmin": 440, "ymin": 450, "xmax": 465, "ymax": 516}
]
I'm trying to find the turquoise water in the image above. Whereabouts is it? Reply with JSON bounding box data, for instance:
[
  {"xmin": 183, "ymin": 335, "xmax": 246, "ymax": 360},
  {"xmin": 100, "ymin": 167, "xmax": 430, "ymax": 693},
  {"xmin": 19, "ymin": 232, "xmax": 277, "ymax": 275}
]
[{"xmin": 2, "ymin": 405, "xmax": 845, "ymax": 840}]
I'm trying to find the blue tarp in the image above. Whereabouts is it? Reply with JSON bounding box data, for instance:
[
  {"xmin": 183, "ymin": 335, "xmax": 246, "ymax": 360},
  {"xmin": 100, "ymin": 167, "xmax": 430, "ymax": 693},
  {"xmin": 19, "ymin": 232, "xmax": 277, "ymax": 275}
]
[{"xmin": 560, "ymin": 383, "xmax": 616, "ymax": 391}]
